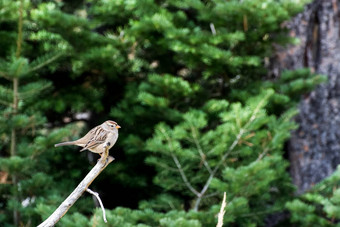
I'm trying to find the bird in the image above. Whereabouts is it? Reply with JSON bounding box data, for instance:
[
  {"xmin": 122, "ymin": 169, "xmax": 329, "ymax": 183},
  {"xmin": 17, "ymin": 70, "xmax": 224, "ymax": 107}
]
[{"xmin": 54, "ymin": 120, "xmax": 121, "ymax": 156}]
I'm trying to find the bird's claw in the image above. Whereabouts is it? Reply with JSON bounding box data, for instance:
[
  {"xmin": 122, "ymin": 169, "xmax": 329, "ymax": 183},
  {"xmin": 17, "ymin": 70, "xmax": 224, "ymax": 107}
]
[{"xmin": 103, "ymin": 142, "xmax": 111, "ymax": 149}]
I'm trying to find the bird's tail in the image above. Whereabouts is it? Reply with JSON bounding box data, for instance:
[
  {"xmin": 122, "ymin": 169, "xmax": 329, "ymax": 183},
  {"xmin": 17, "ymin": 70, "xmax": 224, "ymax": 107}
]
[{"xmin": 54, "ymin": 141, "xmax": 75, "ymax": 147}]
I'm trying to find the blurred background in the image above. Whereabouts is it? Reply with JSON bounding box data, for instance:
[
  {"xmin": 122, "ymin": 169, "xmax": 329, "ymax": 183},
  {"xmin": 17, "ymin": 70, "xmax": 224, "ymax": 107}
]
[{"xmin": 1, "ymin": 0, "xmax": 340, "ymax": 226}]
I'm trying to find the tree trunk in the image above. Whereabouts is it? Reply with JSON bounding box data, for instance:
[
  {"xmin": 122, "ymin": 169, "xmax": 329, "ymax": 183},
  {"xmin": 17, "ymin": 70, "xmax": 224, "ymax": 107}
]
[{"xmin": 270, "ymin": 0, "xmax": 340, "ymax": 194}]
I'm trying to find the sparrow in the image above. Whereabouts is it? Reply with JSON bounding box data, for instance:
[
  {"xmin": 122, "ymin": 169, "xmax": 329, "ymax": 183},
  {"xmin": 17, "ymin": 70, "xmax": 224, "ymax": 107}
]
[{"xmin": 55, "ymin": 120, "xmax": 120, "ymax": 156}]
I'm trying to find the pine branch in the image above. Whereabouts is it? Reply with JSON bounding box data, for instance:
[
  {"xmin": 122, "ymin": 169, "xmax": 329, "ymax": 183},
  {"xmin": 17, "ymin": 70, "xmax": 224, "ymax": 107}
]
[
  {"xmin": 0, "ymin": 71, "xmax": 11, "ymax": 80},
  {"xmin": 19, "ymin": 81, "xmax": 52, "ymax": 99},
  {"xmin": 153, "ymin": 161, "xmax": 179, "ymax": 172},
  {"xmin": 28, "ymin": 53, "xmax": 63, "ymax": 73},
  {"xmin": 190, "ymin": 125, "xmax": 212, "ymax": 174},
  {"xmin": 193, "ymin": 93, "xmax": 271, "ymax": 211},
  {"xmin": 38, "ymin": 147, "xmax": 114, "ymax": 227},
  {"xmin": 159, "ymin": 127, "xmax": 200, "ymax": 197},
  {"xmin": 256, "ymin": 147, "xmax": 270, "ymax": 162},
  {"xmin": 193, "ymin": 127, "xmax": 245, "ymax": 211},
  {"xmin": 171, "ymin": 153, "xmax": 200, "ymax": 197},
  {"xmin": 0, "ymin": 99, "xmax": 12, "ymax": 106}
]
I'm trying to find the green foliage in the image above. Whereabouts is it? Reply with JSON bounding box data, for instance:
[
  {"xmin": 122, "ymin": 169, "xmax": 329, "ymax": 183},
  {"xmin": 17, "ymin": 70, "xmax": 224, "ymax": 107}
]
[
  {"xmin": 143, "ymin": 89, "xmax": 296, "ymax": 225},
  {"xmin": 273, "ymin": 68, "xmax": 327, "ymax": 102},
  {"xmin": 0, "ymin": 0, "xmax": 332, "ymax": 226},
  {"xmin": 72, "ymin": 207, "xmax": 214, "ymax": 227},
  {"xmin": 286, "ymin": 166, "xmax": 340, "ymax": 226},
  {"xmin": 0, "ymin": 1, "xmax": 94, "ymax": 225}
]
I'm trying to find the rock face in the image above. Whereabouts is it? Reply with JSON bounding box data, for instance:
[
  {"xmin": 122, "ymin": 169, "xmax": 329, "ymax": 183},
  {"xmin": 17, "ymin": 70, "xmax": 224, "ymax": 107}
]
[{"xmin": 271, "ymin": 0, "xmax": 340, "ymax": 194}]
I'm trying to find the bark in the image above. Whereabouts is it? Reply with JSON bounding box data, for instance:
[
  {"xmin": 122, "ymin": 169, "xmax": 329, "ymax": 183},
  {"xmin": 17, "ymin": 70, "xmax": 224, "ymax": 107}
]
[{"xmin": 270, "ymin": 0, "xmax": 340, "ymax": 193}]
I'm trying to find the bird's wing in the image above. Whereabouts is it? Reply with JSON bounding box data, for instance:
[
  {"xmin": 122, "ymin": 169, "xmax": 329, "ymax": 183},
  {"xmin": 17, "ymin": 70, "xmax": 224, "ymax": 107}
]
[{"xmin": 80, "ymin": 129, "xmax": 107, "ymax": 152}]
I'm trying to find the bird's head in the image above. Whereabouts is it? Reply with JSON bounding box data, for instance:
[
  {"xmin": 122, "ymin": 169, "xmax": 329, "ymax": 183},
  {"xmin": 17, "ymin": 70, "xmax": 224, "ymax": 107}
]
[{"xmin": 103, "ymin": 120, "xmax": 121, "ymax": 131}]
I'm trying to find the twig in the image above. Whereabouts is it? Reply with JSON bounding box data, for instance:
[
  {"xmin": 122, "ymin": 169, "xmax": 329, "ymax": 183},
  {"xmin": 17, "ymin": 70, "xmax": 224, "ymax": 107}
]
[
  {"xmin": 210, "ymin": 23, "xmax": 216, "ymax": 35},
  {"xmin": 205, "ymin": 192, "xmax": 219, "ymax": 198},
  {"xmin": 190, "ymin": 126, "xmax": 212, "ymax": 174},
  {"xmin": 0, "ymin": 99, "xmax": 12, "ymax": 107},
  {"xmin": 171, "ymin": 153, "xmax": 200, "ymax": 197},
  {"xmin": 28, "ymin": 53, "xmax": 63, "ymax": 73},
  {"xmin": 159, "ymin": 127, "xmax": 200, "ymax": 197},
  {"xmin": 86, "ymin": 188, "xmax": 107, "ymax": 223},
  {"xmin": 0, "ymin": 71, "xmax": 11, "ymax": 80},
  {"xmin": 216, "ymin": 192, "xmax": 227, "ymax": 227},
  {"xmin": 153, "ymin": 161, "xmax": 179, "ymax": 172},
  {"xmin": 38, "ymin": 147, "xmax": 113, "ymax": 227},
  {"xmin": 256, "ymin": 148, "xmax": 269, "ymax": 162}
]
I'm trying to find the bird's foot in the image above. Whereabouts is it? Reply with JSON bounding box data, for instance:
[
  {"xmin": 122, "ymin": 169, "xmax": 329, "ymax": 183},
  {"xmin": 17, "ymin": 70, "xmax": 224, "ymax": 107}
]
[{"xmin": 97, "ymin": 155, "xmax": 114, "ymax": 164}]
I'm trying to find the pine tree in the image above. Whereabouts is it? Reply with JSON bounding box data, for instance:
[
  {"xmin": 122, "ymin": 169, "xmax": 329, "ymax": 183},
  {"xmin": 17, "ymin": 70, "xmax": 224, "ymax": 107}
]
[
  {"xmin": 107, "ymin": 0, "xmax": 315, "ymax": 209},
  {"xmin": 0, "ymin": 1, "xmax": 104, "ymax": 225},
  {"xmin": 92, "ymin": 0, "xmax": 324, "ymax": 226},
  {"xmin": 0, "ymin": 0, "xmax": 63, "ymax": 224}
]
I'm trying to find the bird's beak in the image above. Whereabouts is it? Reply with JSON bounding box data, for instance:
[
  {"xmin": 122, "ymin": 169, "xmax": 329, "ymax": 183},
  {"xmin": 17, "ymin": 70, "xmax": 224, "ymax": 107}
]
[{"xmin": 116, "ymin": 125, "xmax": 121, "ymax": 129}]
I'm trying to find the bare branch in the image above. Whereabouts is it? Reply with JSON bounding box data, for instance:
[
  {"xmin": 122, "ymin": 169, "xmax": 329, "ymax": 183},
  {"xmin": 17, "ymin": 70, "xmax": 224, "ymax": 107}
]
[
  {"xmin": 86, "ymin": 188, "xmax": 107, "ymax": 223},
  {"xmin": 210, "ymin": 23, "xmax": 216, "ymax": 35},
  {"xmin": 216, "ymin": 192, "xmax": 227, "ymax": 227},
  {"xmin": 38, "ymin": 147, "xmax": 113, "ymax": 227}
]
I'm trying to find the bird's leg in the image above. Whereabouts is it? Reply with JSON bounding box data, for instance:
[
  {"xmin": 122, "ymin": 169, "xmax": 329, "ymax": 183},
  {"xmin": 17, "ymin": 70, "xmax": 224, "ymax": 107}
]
[
  {"xmin": 102, "ymin": 142, "xmax": 111, "ymax": 162},
  {"xmin": 98, "ymin": 144, "xmax": 110, "ymax": 165},
  {"xmin": 96, "ymin": 142, "xmax": 112, "ymax": 163},
  {"xmin": 103, "ymin": 142, "xmax": 111, "ymax": 149}
]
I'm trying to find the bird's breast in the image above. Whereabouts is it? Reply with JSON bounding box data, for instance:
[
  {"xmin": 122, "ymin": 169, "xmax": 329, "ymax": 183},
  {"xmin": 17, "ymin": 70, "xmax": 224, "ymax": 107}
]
[{"xmin": 106, "ymin": 132, "xmax": 118, "ymax": 148}]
